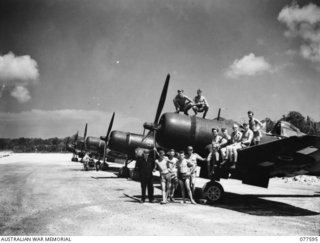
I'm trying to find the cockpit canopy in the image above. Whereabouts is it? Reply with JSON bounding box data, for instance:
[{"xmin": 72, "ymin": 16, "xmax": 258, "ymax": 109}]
[{"xmin": 270, "ymin": 121, "xmax": 305, "ymax": 138}]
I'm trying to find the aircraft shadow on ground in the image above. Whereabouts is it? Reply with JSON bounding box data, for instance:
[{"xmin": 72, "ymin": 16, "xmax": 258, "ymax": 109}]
[
  {"xmin": 200, "ymin": 191, "xmax": 320, "ymax": 217},
  {"xmin": 153, "ymin": 175, "xmax": 319, "ymax": 217}
]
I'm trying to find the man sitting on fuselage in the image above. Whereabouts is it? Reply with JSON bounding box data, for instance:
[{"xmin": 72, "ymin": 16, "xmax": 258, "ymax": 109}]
[{"xmin": 227, "ymin": 123, "xmax": 253, "ymax": 169}]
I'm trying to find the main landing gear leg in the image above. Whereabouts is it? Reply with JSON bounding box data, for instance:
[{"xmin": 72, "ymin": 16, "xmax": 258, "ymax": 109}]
[{"xmin": 118, "ymin": 158, "xmax": 131, "ymax": 178}]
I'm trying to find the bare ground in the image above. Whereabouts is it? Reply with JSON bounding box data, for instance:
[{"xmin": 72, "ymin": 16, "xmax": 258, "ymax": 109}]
[{"xmin": 0, "ymin": 153, "xmax": 319, "ymax": 236}]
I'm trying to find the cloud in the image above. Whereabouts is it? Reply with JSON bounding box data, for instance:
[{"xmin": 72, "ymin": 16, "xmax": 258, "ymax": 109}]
[
  {"xmin": 224, "ymin": 53, "xmax": 272, "ymax": 79},
  {"xmin": 10, "ymin": 86, "xmax": 31, "ymax": 103},
  {"xmin": 0, "ymin": 52, "xmax": 39, "ymax": 102},
  {"xmin": 0, "ymin": 52, "xmax": 39, "ymax": 85},
  {"xmin": 0, "ymin": 109, "xmax": 144, "ymax": 138},
  {"xmin": 278, "ymin": 3, "xmax": 320, "ymax": 67}
]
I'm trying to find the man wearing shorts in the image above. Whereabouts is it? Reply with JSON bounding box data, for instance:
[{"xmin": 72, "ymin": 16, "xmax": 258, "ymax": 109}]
[
  {"xmin": 173, "ymin": 89, "xmax": 194, "ymax": 115},
  {"xmin": 248, "ymin": 111, "xmax": 264, "ymax": 145},
  {"xmin": 166, "ymin": 149, "xmax": 178, "ymax": 202},
  {"xmin": 176, "ymin": 151, "xmax": 196, "ymax": 204},
  {"xmin": 154, "ymin": 150, "xmax": 171, "ymax": 204},
  {"xmin": 207, "ymin": 128, "xmax": 225, "ymax": 177},
  {"xmin": 185, "ymin": 146, "xmax": 206, "ymax": 196},
  {"xmin": 225, "ymin": 124, "xmax": 242, "ymax": 167},
  {"xmin": 228, "ymin": 123, "xmax": 253, "ymax": 168},
  {"xmin": 192, "ymin": 89, "xmax": 209, "ymax": 119},
  {"xmin": 220, "ymin": 128, "xmax": 231, "ymax": 162}
]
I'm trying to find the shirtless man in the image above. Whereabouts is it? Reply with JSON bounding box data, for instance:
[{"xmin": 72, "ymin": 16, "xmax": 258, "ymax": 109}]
[
  {"xmin": 166, "ymin": 149, "xmax": 178, "ymax": 202},
  {"xmin": 173, "ymin": 89, "xmax": 194, "ymax": 115},
  {"xmin": 220, "ymin": 128, "xmax": 231, "ymax": 162},
  {"xmin": 228, "ymin": 123, "xmax": 253, "ymax": 168},
  {"xmin": 207, "ymin": 128, "xmax": 225, "ymax": 177},
  {"xmin": 153, "ymin": 150, "xmax": 170, "ymax": 204},
  {"xmin": 225, "ymin": 124, "xmax": 242, "ymax": 167},
  {"xmin": 176, "ymin": 151, "xmax": 197, "ymax": 204},
  {"xmin": 192, "ymin": 89, "xmax": 209, "ymax": 119},
  {"xmin": 248, "ymin": 111, "xmax": 264, "ymax": 145},
  {"xmin": 185, "ymin": 146, "xmax": 206, "ymax": 196}
]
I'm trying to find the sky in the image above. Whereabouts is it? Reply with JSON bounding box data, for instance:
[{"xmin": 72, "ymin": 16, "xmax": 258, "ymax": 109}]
[{"xmin": 0, "ymin": 0, "xmax": 320, "ymax": 139}]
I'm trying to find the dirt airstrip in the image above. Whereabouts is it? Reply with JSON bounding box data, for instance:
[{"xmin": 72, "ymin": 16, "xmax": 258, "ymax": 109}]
[{"xmin": 0, "ymin": 153, "xmax": 319, "ymax": 236}]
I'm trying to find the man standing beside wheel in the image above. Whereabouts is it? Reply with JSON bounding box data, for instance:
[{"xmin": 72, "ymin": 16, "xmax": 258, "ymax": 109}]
[
  {"xmin": 185, "ymin": 146, "xmax": 206, "ymax": 197},
  {"xmin": 134, "ymin": 149, "xmax": 155, "ymax": 203}
]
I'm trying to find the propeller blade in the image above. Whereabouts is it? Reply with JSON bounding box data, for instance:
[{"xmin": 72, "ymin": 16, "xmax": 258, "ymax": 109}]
[
  {"xmin": 74, "ymin": 131, "xmax": 79, "ymax": 144},
  {"xmin": 154, "ymin": 74, "xmax": 170, "ymax": 124},
  {"xmin": 141, "ymin": 130, "xmax": 151, "ymax": 143},
  {"xmin": 81, "ymin": 123, "xmax": 88, "ymax": 153},
  {"xmin": 65, "ymin": 137, "xmax": 70, "ymax": 151},
  {"xmin": 103, "ymin": 112, "xmax": 115, "ymax": 163},
  {"xmin": 84, "ymin": 123, "xmax": 88, "ymax": 140}
]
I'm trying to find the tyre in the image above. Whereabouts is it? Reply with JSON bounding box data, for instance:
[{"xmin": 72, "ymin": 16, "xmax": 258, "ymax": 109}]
[
  {"xmin": 201, "ymin": 181, "xmax": 224, "ymax": 203},
  {"xmin": 100, "ymin": 163, "xmax": 109, "ymax": 171},
  {"xmin": 96, "ymin": 164, "xmax": 100, "ymax": 171},
  {"xmin": 130, "ymin": 169, "xmax": 140, "ymax": 181},
  {"xmin": 118, "ymin": 167, "xmax": 130, "ymax": 178},
  {"xmin": 74, "ymin": 157, "xmax": 78, "ymax": 162},
  {"xmin": 84, "ymin": 164, "xmax": 89, "ymax": 171}
]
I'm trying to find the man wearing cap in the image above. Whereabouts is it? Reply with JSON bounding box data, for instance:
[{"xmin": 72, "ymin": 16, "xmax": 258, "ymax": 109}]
[
  {"xmin": 153, "ymin": 150, "xmax": 171, "ymax": 204},
  {"xmin": 166, "ymin": 149, "xmax": 178, "ymax": 202},
  {"xmin": 134, "ymin": 149, "xmax": 155, "ymax": 203},
  {"xmin": 173, "ymin": 89, "xmax": 194, "ymax": 115},
  {"xmin": 176, "ymin": 151, "xmax": 197, "ymax": 204},
  {"xmin": 227, "ymin": 123, "xmax": 253, "ymax": 168},
  {"xmin": 192, "ymin": 89, "xmax": 209, "ymax": 119},
  {"xmin": 185, "ymin": 146, "xmax": 206, "ymax": 196}
]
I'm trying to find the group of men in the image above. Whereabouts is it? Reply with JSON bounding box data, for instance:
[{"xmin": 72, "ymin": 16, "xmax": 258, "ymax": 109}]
[
  {"xmin": 134, "ymin": 110, "xmax": 264, "ymax": 205},
  {"xmin": 173, "ymin": 89, "xmax": 209, "ymax": 119},
  {"xmin": 134, "ymin": 146, "xmax": 206, "ymax": 205},
  {"xmin": 207, "ymin": 111, "xmax": 264, "ymax": 173}
]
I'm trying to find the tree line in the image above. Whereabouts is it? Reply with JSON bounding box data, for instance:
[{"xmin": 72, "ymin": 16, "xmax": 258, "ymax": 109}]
[
  {"xmin": 1, "ymin": 111, "xmax": 320, "ymax": 153},
  {"xmin": 0, "ymin": 136, "xmax": 77, "ymax": 153}
]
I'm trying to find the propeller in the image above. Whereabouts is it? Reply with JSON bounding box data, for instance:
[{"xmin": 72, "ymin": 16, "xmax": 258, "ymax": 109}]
[
  {"xmin": 141, "ymin": 74, "xmax": 170, "ymax": 143},
  {"xmin": 102, "ymin": 112, "xmax": 115, "ymax": 164},
  {"xmin": 80, "ymin": 123, "xmax": 88, "ymax": 155},
  {"xmin": 65, "ymin": 137, "xmax": 70, "ymax": 149}
]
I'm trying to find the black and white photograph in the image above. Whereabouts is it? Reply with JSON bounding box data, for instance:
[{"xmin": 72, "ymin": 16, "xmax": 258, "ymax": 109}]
[{"xmin": 0, "ymin": 0, "xmax": 320, "ymax": 238}]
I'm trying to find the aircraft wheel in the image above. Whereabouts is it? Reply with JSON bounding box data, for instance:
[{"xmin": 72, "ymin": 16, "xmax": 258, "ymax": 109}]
[
  {"xmin": 100, "ymin": 163, "xmax": 109, "ymax": 171},
  {"xmin": 71, "ymin": 158, "xmax": 74, "ymax": 162},
  {"xmin": 130, "ymin": 169, "xmax": 140, "ymax": 181},
  {"xmin": 119, "ymin": 167, "xmax": 130, "ymax": 178},
  {"xmin": 201, "ymin": 181, "xmax": 224, "ymax": 203},
  {"xmin": 84, "ymin": 164, "xmax": 89, "ymax": 171},
  {"xmin": 74, "ymin": 158, "xmax": 78, "ymax": 162},
  {"xmin": 96, "ymin": 164, "xmax": 100, "ymax": 171}
]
